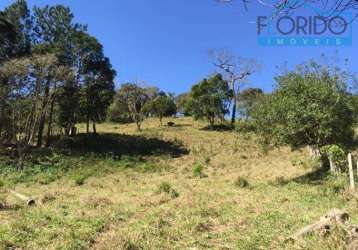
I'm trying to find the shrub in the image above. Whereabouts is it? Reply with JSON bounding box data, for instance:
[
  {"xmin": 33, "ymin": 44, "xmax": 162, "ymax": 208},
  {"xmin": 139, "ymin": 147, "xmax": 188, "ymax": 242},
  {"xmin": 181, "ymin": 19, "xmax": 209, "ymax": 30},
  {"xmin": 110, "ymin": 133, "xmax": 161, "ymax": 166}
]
[
  {"xmin": 321, "ymin": 144, "xmax": 347, "ymax": 172},
  {"xmin": 251, "ymin": 61, "xmax": 355, "ymax": 150}
]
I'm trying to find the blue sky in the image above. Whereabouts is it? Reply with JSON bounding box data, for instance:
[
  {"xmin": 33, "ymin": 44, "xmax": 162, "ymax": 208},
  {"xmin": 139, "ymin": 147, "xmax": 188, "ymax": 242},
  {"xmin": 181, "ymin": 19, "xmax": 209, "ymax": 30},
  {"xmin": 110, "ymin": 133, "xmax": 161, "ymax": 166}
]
[{"xmin": 1, "ymin": 0, "xmax": 357, "ymax": 94}]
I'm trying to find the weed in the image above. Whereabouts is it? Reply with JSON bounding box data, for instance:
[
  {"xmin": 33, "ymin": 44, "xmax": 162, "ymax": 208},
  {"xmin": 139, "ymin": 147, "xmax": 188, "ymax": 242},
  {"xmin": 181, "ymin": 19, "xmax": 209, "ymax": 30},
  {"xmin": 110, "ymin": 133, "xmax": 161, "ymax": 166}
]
[
  {"xmin": 193, "ymin": 162, "xmax": 208, "ymax": 178},
  {"xmin": 73, "ymin": 174, "xmax": 87, "ymax": 186}
]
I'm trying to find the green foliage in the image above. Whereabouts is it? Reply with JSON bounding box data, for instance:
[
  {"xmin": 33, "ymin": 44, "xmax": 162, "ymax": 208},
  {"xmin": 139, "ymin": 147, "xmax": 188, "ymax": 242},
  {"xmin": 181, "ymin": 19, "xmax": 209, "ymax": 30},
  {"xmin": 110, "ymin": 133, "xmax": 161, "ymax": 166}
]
[
  {"xmin": 112, "ymin": 83, "xmax": 151, "ymax": 130},
  {"xmin": 238, "ymin": 88, "xmax": 263, "ymax": 119},
  {"xmin": 185, "ymin": 74, "xmax": 233, "ymax": 127},
  {"xmin": 192, "ymin": 162, "xmax": 207, "ymax": 178},
  {"xmin": 175, "ymin": 92, "xmax": 191, "ymax": 116},
  {"xmin": 143, "ymin": 92, "xmax": 177, "ymax": 126},
  {"xmin": 321, "ymin": 145, "xmax": 346, "ymax": 163},
  {"xmin": 73, "ymin": 174, "xmax": 87, "ymax": 186},
  {"xmin": 235, "ymin": 119, "xmax": 257, "ymax": 133},
  {"xmin": 251, "ymin": 60, "xmax": 354, "ymax": 149}
]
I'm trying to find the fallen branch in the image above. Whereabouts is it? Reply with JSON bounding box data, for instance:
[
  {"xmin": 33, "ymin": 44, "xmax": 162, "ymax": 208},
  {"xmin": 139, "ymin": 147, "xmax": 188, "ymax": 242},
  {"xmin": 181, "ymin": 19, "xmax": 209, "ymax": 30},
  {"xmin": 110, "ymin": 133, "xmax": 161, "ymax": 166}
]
[
  {"xmin": 287, "ymin": 209, "xmax": 349, "ymax": 241},
  {"xmin": 9, "ymin": 190, "xmax": 35, "ymax": 206}
]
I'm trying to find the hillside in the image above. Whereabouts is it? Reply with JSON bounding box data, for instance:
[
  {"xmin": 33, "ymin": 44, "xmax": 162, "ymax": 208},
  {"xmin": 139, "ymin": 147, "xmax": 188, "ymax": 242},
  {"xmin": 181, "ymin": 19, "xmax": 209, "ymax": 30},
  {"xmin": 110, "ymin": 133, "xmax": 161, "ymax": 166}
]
[{"xmin": 0, "ymin": 117, "xmax": 357, "ymax": 250}]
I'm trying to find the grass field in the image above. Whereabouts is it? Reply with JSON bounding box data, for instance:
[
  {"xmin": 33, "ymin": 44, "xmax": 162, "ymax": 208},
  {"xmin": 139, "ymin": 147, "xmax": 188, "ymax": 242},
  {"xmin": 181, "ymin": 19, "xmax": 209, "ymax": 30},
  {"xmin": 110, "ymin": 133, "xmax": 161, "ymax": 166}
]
[{"xmin": 0, "ymin": 117, "xmax": 357, "ymax": 250}]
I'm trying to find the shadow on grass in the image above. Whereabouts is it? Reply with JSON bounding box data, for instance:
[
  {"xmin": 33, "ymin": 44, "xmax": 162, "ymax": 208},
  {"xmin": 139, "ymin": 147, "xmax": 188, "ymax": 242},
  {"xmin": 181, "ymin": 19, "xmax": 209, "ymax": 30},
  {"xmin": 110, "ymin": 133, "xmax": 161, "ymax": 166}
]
[
  {"xmin": 290, "ymin": 167, "xmax": 331, "ymax": 185},
  {"xmin": 167, "ymin": 124, "xmax": 192, "ymax": 128},
  {"xmin": 272, "ymin": 167, "xmax": 331, "ymax": 186},
  {"xmin": 52, "ymin": 133, "xmax": 189, "ymax": 158}
]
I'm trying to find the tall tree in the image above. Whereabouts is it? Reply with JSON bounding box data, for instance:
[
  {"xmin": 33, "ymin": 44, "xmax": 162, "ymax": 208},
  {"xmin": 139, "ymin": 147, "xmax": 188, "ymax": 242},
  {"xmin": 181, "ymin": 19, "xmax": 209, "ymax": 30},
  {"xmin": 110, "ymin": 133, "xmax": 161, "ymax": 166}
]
[
  {"xmin": 211, "ymin": 49, "xmax": 257, "ymax": 126},
  {"xmin": 32, "ymin": 5, "xmax": 85, "ymax": 143},
  {"xmin": 0, "ymin": 0, "xmax": 32, "ymax": 141}
]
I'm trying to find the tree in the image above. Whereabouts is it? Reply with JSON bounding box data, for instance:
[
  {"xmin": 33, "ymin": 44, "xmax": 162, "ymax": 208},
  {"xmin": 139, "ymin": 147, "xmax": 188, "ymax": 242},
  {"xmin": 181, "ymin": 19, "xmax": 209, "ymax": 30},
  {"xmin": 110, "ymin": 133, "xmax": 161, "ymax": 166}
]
[
  {"xmin": 0, "ymin": 0, "xmax": 32, "ymax": 62},
  {"xmin": 0, "ymin": 0, "xmax": 32, "ymax": 139},
  {"xmin": 217, "ymin": 0, "xmax": 358, "ymax": 18},
  {"xmin": 144, "ymin": 92, "xmax": 177, "ymax": 126},
  {"xmin": 238, "ymin": 88, "xmax": 263, "ymax": 119},
  {"xmin": 251, "ymin": 60, "xmax": 354, "ymax": 153},
  {"xmin": 114, "ymin": 83, "xmax": 150, "ymax": 130},
  {"xmin": 186, "ymin": 74, "xmax": 233, "ymax": 128},
  {"xmin": 175, "ymin": 93, "xmax": 191, "ymax": 116},
  {"xmin": 32, "ymin": 5, "xmax": 85, "ymax": 141},
  {"xmin": 0, "ymin": 54, "xmax": 67, "ymax": 168},
  {"xmin": 210, "ymin": 49, "xmax": 257, "ymax": 126},
  {"xmin": 76, "ymin": 32, "xmax": 116, "ymax": 135}
]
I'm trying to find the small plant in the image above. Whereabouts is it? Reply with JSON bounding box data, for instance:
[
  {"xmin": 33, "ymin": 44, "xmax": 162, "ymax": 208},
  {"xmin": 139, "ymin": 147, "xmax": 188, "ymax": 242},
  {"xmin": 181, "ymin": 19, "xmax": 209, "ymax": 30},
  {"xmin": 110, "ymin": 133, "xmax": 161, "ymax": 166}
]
[
  {"xmin": 73, "ymin": 174, "xmax": 87, "ymax": 186},
  {"xmin": 193, "ymin": 163, "xmax": 208, "ymax": 178},
  {"xmin": 234, "ymin": 176, "xmax": 250, "ymax": 189},
  {"xmin": 157, "ymin": 181, "xmax": 179, "ymax": 199}
]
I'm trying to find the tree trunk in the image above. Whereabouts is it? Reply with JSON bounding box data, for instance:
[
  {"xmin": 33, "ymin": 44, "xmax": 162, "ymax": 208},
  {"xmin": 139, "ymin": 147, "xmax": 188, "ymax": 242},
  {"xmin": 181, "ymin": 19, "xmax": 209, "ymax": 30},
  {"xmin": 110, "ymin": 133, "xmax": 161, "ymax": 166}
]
[
  {"xmin": 86, "ymin": 116, "xmax": 90, "ymax": 134},
  {"xmin": 209, "ymin": 116, "xmax": 215, "ymax": 130},
  {"xmin": 36, "ymin": 80, "xmax": 50, "ymax": 147},
  {"xmin": 92, "ymin": 121, "xmax": 97, "ymax": 135},
  {"xmin": 36, "ymin": 114, "xmax": 46, "ymax": 147},
  {"xmin": 328, "ymin": 157, "xmax": 337, "ymax": 174},
  {"xmin": 45, "ymin": 99, "xmax": 55, "ymax": 147},
  {"xmin": 231, "ymin": 96, "xmax": 237, "ymax": 126},
  {"xmin": 16, "ymin": 140, "xmax": 25, "ymax": 171},
  {"xmin": 136, "ymin": 120, "xmax": 141, "ymax": 131},
  {"xmin": 230, "ymin": 79, "xmax": 237, "ymax": 127}
]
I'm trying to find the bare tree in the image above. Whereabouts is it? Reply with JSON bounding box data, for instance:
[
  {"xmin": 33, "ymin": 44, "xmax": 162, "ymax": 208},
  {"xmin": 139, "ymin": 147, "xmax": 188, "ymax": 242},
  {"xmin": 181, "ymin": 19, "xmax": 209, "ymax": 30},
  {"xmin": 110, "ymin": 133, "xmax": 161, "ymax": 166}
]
[
  {"xmin": 216, "ymin": 0, "xmax": 358, "ymax": 19},
  {"xmin": 210, "ymin": 48, "xmax": 258, "ymax": 126}
]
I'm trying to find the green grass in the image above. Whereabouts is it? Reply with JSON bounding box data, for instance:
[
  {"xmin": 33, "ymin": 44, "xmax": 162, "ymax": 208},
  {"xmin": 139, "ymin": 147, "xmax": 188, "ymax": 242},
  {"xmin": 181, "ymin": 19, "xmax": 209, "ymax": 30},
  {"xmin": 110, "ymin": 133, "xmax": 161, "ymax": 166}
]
[{"xmin": 0, "ymin": 117, "xmax": 357, "ymax": 249}]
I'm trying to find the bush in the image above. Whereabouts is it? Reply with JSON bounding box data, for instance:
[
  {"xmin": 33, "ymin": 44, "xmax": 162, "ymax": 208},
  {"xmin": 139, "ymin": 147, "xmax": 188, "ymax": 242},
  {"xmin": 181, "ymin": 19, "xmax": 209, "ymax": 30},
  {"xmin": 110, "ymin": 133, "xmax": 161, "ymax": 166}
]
[{"xmin": 251, "ymin": 61, "xmax": 355, "ymax": 150}]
